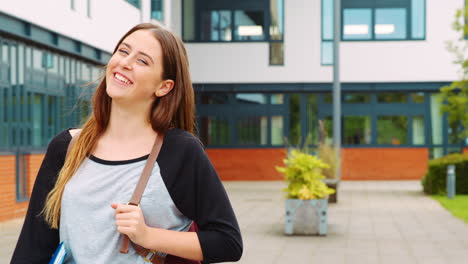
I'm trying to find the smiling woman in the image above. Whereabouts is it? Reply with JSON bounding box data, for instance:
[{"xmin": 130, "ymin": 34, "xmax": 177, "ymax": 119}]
[{"xmin": 11, "ymin": 23, "xmax": 243, "ymax": 264}]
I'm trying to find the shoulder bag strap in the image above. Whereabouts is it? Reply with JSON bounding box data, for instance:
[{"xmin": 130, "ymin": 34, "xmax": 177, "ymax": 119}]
[{"xmin": 120, "ymin": 133, "xmax": 164, "ymax": 254}]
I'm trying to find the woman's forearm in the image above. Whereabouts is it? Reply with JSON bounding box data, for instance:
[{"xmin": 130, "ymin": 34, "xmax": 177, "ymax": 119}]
[{"xmin": 141, "ymin": 227, "xmax": 203, "ymax": 261}]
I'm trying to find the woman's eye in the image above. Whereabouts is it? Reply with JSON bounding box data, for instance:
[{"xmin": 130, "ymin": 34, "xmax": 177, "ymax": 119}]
[
  {"xmin": 138, "ymin": 59, "xmax": 148, "ymax": 65},
  {"xmin": 118, "ymin": 49, "xmax": 129, "ymax": 55}
]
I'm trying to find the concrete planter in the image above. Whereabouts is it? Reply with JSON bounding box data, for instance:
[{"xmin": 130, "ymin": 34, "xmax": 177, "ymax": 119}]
[
  {"xmin": 284, "ymin": 198, "xmax": 328, "ymax": 236},
  {"xmin": 323, "ymin": 178, "xmax": 340, "ymax": 203}
]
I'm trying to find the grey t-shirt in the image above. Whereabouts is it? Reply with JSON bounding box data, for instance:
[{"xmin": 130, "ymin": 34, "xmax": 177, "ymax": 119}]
[{"xmin": 60, "ymin": 154, "xmax": 192, "ymax": 264}]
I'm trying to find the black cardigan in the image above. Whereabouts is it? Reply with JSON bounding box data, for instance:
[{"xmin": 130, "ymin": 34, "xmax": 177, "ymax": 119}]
[{"xmin": 10, "ymin": 128, "xmax": 242, "ymax": 264}]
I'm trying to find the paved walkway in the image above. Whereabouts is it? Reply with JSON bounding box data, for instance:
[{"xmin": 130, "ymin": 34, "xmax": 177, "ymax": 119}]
[{"xmin": 2, "ymin": 181, "xmax": 468, "ymax": 264}]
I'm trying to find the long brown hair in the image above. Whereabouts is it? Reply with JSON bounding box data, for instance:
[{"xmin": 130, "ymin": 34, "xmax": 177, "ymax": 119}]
[{"xmin": 43, "ymin": 23, "xmax": 195, "ymax": 228}]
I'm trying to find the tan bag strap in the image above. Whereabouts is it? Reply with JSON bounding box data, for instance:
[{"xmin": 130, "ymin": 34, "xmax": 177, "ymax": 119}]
[{"xmin": 119, "ymin": 133, "xmax": 164, "ymax": 255}]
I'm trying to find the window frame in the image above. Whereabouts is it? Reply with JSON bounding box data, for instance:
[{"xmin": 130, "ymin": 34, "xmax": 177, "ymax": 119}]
[{"xmin": 340, "ymin": 0, "xmax": 426, "ymax": 41}]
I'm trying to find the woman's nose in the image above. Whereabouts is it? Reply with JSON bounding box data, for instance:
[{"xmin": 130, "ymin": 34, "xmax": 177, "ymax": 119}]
[{"xmin": 119, "ymin": 56, "xmax": 133, "ymax": 70}]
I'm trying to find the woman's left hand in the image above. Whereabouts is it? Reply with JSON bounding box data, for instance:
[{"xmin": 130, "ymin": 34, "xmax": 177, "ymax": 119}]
[{"xmin": 111, "ymin": 203, "xmax": 149, "ymax": 246}]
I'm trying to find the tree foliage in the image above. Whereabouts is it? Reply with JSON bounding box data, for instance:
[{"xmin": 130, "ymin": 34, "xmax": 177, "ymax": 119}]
[{"xmin": 440, "ymin": 2, "xmax": 468, "ymax": 144}]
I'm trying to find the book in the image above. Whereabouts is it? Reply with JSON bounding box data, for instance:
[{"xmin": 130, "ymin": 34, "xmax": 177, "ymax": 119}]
[{"xmin": 49, "ymin": 242, "xmax": 67, "ymax": 264}]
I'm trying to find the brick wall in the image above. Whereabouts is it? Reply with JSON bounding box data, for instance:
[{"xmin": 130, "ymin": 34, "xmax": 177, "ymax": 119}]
[
  {"xmin": 0, "ymin": 154, "xmax": 45, "ymax": 222},
  {"xmin": 206, "ymin": 147, "xmax": 430, "ymax": 181},
  {"xmin": 341, "ymin": 148, "xmax": 429, "ymax": 180},
  {"xmin": 206, "ymin": 148, "xmax": 286, "ymax": 181}
]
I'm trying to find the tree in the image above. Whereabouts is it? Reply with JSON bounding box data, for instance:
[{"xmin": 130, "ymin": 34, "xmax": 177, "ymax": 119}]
[{"xmin": 440, "ymin": 1, "xmax": 468, "ymax": 147}]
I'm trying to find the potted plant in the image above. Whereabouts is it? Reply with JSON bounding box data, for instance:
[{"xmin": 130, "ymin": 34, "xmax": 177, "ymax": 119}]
[{"xmin": 276, "ymin": 149, "xmax": 335, "ymax": 236}]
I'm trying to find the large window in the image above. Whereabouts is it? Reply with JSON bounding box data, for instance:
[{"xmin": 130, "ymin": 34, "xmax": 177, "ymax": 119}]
[
  {"xmin": 183, "ymin": 0, "xmax": 284, "ymax": 42},
  {"xmin": 197, "ymin": 92, "xmax": 285, "ymax": 147},
  {"xmin": 322, "ymin": 0, "xmax": 425, "ymax": 65},
  {"xmin": 342, "ymin": 0, "xmax": 425, "ymax": 41}
]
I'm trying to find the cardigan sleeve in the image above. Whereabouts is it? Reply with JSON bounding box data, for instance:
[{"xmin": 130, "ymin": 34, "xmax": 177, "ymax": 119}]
[
  {"xmin": 10, "ymin": 129, "xmax": 71, "ymax": 264},
  {"xmin": 158, "ymin": 129, "xmax": 243, "ymax": 263}
]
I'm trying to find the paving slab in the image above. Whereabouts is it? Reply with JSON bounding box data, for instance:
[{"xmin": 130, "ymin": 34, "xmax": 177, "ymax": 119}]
[{"xmin": 2, "ymin": 181, "xmax": 468, "ymax": 264}]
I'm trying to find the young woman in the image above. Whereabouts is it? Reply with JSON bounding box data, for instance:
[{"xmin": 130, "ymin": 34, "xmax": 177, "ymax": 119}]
[{"xmin": 11, "ymin": 23, "xmax": 242, "ymax": 264}]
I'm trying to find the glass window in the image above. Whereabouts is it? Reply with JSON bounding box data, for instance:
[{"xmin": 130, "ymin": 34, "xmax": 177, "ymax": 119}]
[
  {"xmin": 323, "ymin": 93, "xmax": 333, "ymax": 104},
  {"xmin": 411, "ymin": 0, "xmax": 425, "ymax": 39},
  {"xmin": 49, "ymin": 54, "xmax": 59, "ymax": 74},
  {"xmin": 343, "ymin": 9, "xmax": 372, "ymax": 40},
  {"xmin": 32, "ymin": 94, "xmax": 44, "ymax": 147},
  {"xmin": 375, "ymin": 8, "xmax": 407, "ymax": 39},
  {"xmin": 183, "ymin": 0, "xmax": 195, "ymax": 41},
  {"xmin": 235, "ymin": 93, "xmax": 267, "ymax": 104},
  {"xmin": 234, "ymin": 10, "xmax": 265, "ymax": 41},
  {"xmin": 151, "ymin": 0, "xmax": 164, "ymax": 21},
  {"xmin": 10, "ymin": 45, "xmax": 17, "ymax": 85},
  {"xmin": 411, "ymin": 92, "xmax": 425, "ymax": 103},
  {"xmin": 237, "ymin": 116, "xmax": 267, "ymax": 145},
  {"xmin": 33, "ymin": 48, "xmax": 43, "ymax": 70},
  {"xmin": 430, "ymin": 93, "xmax": 443, "ymax": 146},
  {"xmin": 270, "ymin": 0, "xmax": 284, "ymax": 40},
  {"xmin": 201, "ymin": 93, "xmax": 229, "ymax": 104},
  {"xmin": 81, "ymin": 63, "xmax": 91, "ymax": 82},
  {"xmin": 200, "ymin": 117, "xmax": 230, "ymax": 145},
  {"xmin": 321, "ymin": 41, "xmax": 333, "ymax": 65},
  {"xmin": 201, "ymin": 10, "xmax": 231, "ymax": 41},
  {"xmin": 412, "ymin": 116, "xmax": 425, "ymax": 145},
  {"xmin": 341, "ymin": 0, "xmax": 425, "ymax": 41},
  {"xmin": 18, "ymin": 45, "xmax": 24, "ymax": 84},
  {"xmin": 377, "ymin": 116, "xmax": 408, "ymax": 145},
  {"xmin": 126, "ymin": 0, "xmax": 140, "ymax": 8},
  {"xmin": 306, "ymin": 94, "xmax": 319, "ymax": 145},
  {"xmin": 321, "ymin": 117, "xmax": 333, "ymax": 145},
  {"xmin": 289, "ymin": 94, "xmax": 301, "ymax": 146},
  {"xmin": 344, "ymin": 116, "xmax": 371, "ymax": 145},
  {"xmin": 269, "ymin": 42, "xmax": 284, "ymax": 65},
  {"xmin": 1, "ymin": 42, "xmax": 8, "ymax": 63},
  {"xmin": 377, "ymin": 92, "xmax": 408, "ymax": 103},
  {"xmin": 70, "ymin": 59, "xmax": 76, "ymax": 83},
  {"xmin": 271, "ymin": 116, "xmax": 284, "ymax": 145},
  {"xmin": 322, "ymin": 0, "xmax": 333, "ymax": 40},
  {"xmin": 270, "ymin": 94, "xmax": 284, "ymax": 104},
  {"xmin": 343, "ymin": 92, "xmax": 370, "ymax": 103}
]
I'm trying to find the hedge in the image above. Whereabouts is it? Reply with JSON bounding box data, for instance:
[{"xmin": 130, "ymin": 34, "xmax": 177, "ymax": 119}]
[{"xmin": 422, "ymin": 153, "xmax": 468, "ymax": 195}]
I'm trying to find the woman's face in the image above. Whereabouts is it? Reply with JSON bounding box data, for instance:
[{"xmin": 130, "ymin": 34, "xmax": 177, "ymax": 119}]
[{"xmin": 106, "ymin": 29, "xmax": 170, "ymax": 106}]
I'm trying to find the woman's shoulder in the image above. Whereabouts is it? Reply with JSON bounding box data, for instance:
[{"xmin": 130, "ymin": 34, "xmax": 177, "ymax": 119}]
[
  {"xmin": 163, "ymin": 128, "xmax": 205, "ymax": 155},
  {"xmin": 47, "ymin": 128, "xmax": 76, "ymax": 153},
  {"xmin": 165, "ymin": 128, "xmax": 202, "ymax": 146}
]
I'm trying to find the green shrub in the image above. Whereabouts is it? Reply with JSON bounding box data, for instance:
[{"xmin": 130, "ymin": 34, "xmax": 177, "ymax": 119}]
[{"xmin": 422, "ymin": 153, "xmax": 468, "ymax": 195}]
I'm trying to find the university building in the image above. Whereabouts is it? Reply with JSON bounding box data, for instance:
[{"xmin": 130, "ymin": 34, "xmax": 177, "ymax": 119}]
[{"xmin": 0, "ymin": 0, "xmax": 467, "ymax": 222}]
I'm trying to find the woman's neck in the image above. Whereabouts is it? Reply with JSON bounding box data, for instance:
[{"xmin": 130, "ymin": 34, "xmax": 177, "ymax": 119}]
[{"xmin": 105, "ymin": 101, "xmax": 156, "ymax": 141}]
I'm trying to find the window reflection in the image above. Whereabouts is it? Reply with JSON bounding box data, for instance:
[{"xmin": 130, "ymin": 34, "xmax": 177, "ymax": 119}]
[
  {"xmin": 375, "ymin": 8, "xmax": 407, "ymax": 39},
  {"xmin": 202, "ymin": 10, "xmax": 231, "ymax": 41},
  {"xmin": 237, "ymin": 116, "xmax": 268, "ymax": 145},
  {"xmin": 234, "ymin": 10, "xmax": 265, "ymax": 41},
  {"xmin": 343, "ymin": 9, "xmax": 372, "ymax": 40},
  {"xmin": 377, "ymin": 116, "xmax": 408, "ymax": 145},
  {"xmin": 344, "ymin": 116, "xmax": 371, "ymax": 145},
  {"xmin": 235, "ymin": 93, "xmax": 267, "ymax": 104}
]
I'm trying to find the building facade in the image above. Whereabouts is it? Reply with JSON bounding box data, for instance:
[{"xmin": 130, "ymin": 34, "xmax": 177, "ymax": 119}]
[
  {"xmin": 0, "ymin": 0, "xmax": 466, "ymax": 222},
  {"xmin": 175, "ymin": 0, "xmax": 467, "ymax": 181}
]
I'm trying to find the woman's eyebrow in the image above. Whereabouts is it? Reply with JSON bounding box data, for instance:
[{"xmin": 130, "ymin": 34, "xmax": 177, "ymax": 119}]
[{"xmin": 121, "ymin": 42, "xmax": 155, "ymax": 64}]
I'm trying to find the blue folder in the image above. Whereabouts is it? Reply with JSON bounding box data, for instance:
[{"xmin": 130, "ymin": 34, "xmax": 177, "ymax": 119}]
[{"xmin": 49, "ymin": 242, "xmax": 67, "ymax": 264}]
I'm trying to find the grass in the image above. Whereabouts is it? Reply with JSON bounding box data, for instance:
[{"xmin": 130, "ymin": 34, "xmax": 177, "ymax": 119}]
[{"xmin": 432, "ymin": 195, "xmax": 468, "ymax": 224}]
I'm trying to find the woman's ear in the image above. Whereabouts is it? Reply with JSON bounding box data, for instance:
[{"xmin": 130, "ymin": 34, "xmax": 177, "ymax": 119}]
[{"xmin": 155, "ymin": 79, "xmax": 175, "ymax": 97}]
